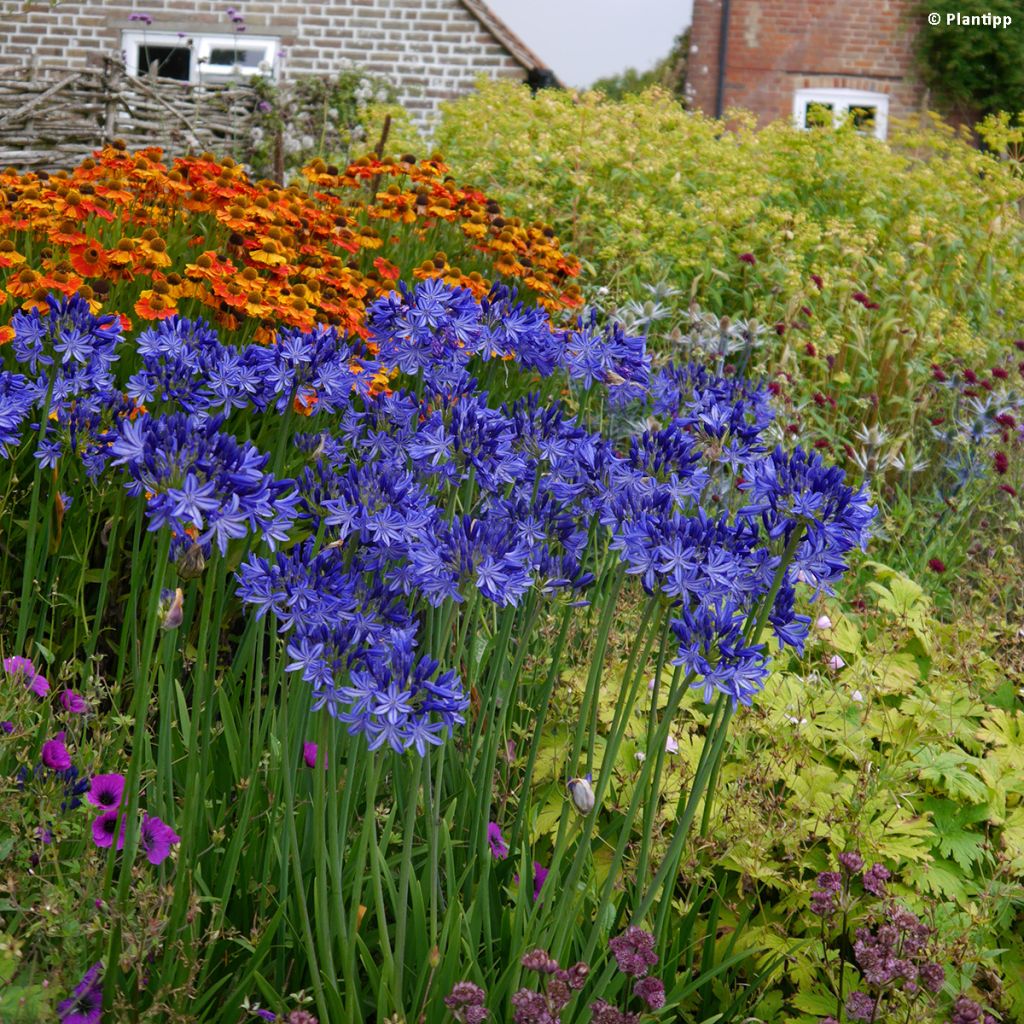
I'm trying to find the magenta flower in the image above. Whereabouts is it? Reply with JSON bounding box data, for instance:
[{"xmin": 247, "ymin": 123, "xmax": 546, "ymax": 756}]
[
  {"xmin": 41, "ymin": 733, "xmax": 72, "ymax": 771},
  {"xmin": 487, "ymin": 822, "xmax": 508, "ymax": 860},
  {"xmin": 60, "ymin": 690, "xmax": 89, "ymax": 714},
  {"xmin": 87, "ymin": 773, "xmax": 125, "ymax": 810},
  {"xmin": 57, "ymin": 961, "xmax": 103, "ymax": 1024},
  {"xmin": 634, "ymin": 976, "xmax": 665, "ymax": 1009},
  {"xmin": 513, "ymin": 861, "xmax": 549, "ymax": 902},
  {"xmin": 140, "ymin": 814, "xmax": 181, "ymax": 864},
  {"xmin": 3, "ymin": 655, "xmax": 49, "ymax": 697},
  {"xmin": 531, "ymin": 862, "xmax": 548, "ymax": 902},
  {"xmin": 92, "ymin": 810, "xmax": 126, "ymax": 850},
  {"xmin": 608, "ymin": 925, "xmax": 658, "ymax": 977},
  {"xmin": 303, "ymin": 741, "xmax": 319, "ymax": 768}
]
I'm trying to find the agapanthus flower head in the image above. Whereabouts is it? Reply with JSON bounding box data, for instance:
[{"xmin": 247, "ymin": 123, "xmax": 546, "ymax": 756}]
[
  {"xmin": 110, "ymin": 411, "xmax": 298, "ymax": 558},
  {"xmin": 87, "ymin": 773, "xmax": 125, "ymax": 810},
  {"xmin": 3, "ymin": 655, "xmax": 50, "ymax": 697},
  {"xmin": 335, "ymin": 633, "xmax": 468, "ymax": 756},
  {"xmin": 57, "ymin": 961, "xmax": 103, "ymax": 1024},
  {"xmin": 0, "ymin": 371, "xmax": 38, "ymax": 458},
  {"xmin": 140, "ymin": 813, "xmax": 181, "ymax": 864}
]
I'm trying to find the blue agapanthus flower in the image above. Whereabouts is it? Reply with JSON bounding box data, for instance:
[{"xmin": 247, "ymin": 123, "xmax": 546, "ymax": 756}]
[
  {"xmin": 109, "ymin": 412, "xmax": 299, "ymax": 556},
  {"xmin": 335, "ymin": 634, "xmax": 468, "ymax": 755}
]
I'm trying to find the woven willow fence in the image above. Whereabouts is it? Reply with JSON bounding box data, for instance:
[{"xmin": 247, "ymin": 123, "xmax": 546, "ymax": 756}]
[{"xmin": 0, "ymin": 59, "xmax": 266, "ymax": 172}]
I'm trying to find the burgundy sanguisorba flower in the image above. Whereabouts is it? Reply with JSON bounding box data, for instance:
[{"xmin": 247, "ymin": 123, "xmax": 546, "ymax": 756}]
[{"xmin": 608, "ymin": 925, "xmax": 658, "ymax": 978}]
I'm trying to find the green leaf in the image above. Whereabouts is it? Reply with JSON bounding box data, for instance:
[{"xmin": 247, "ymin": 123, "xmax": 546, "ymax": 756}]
[
  {"xmin": 792, "ymin": 989, "xmax": 841, "ymax": 1017},
  {"xmin": 906, "ymin": 857, "xmax": 969, "ymax": 903},
  {"xmin": 913, "ymin": 746, "xmax": 990, "ymax": 804},
  {"xmin": 925, "ymin": 797, "xmax": 990, "ymax": 871}
]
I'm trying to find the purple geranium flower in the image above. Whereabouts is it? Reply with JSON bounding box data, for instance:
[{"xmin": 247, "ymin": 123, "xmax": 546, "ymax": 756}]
[
  {"xmin": 531, "ymin": 861, "xmax": 548, "ymax": 902},
  {"xmin": 3, "ymin": 655, "xmax": 49, "ymax": 697},
  {"xmin": 41, "ymin": 733, "xmax": 72, "ymax": 771},
  {"xmin": 60, "ymin": 690, "xmax": 89, "ymax": 714},
  {"xmin": 57, "ymin": 961, "xmax": 103, "ymax": 1024},
  {"xmin": 140, "ymin": 814, "xmax": 181, "ymax": 864},
  {"xmin": 303, "ymin": 741, "xmax": 319, "ymax": 768},
  {"xmin": 487, "ymin": 822, "xmax": 508, "ymax": 860},
  {"xmin": 92, "ymin": 810, "xmax": 126, "ymax": 850},
  {"xmin": 87, "ymin": 773, "xmax": 125, "ymax": 810}
]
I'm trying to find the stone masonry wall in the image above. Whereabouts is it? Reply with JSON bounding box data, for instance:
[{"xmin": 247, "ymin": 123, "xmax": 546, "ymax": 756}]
[
  {"xmin": 687, "ymin": 0, "xmax": 927, "ymax": 126},
  {"xmin": 0, "ymin": 0, "xmax": 528, "ymax": 128}
]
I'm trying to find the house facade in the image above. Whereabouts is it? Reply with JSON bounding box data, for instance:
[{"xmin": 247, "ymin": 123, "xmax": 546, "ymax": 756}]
[
  {"xmin": 0, "ymin": 0, "xmax": 553, "ymax": 126},
  {"xmin": 686, "ymin": 0, "xmax": 927, "ymax": 140}
]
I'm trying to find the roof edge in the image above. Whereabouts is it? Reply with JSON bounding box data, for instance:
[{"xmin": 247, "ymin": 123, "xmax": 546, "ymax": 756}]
[{"xmin": 458, "ymin": 0, "xmax": 561, "ymax": 85}]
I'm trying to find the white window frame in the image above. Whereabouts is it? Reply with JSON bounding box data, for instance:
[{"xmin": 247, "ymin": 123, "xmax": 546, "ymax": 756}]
[
  {"xmin": 121, "ymin": 30, "xmax": 280, "ymax": 83},
  {"xmin": 792, "ymin": 88, "xmax": 889, "ymax": 141}
]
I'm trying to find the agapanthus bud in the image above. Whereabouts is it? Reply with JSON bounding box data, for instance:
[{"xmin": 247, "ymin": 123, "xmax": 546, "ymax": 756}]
[
  {"xmin": 159, "ymin": 587, "xmax": 184, "ymax": 630},
  {"xmin": 567, "ymin": 773, "xmax": 595, "ymax": 814}
]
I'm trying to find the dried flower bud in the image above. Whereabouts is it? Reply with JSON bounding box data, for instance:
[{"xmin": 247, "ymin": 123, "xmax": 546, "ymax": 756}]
[{"xmin": 176, "ymin": 542, "xmax": 206, "ymax": 580}]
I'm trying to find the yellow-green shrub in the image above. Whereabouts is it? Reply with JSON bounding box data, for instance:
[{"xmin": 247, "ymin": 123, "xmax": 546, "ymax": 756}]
[{"xmin": 438, "ymin": 81, "xmax": 1024, "ymax": 377}]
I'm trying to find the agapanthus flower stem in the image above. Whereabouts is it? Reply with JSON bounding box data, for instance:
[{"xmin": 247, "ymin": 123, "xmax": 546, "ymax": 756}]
[
  {"xmin": 508, "ymin": 602, "xmax": 574, "ymax": 854},
  {"xmin": 103, "ymin": 528, "xmax": 172, "ymax": 1012},
  {"xmin": 634, "ymin": 690, "xmax": 732, "ymax": 924},
  {"xmin": 14, "ymin": 372, "xmax": 56, "ymax": 654},
  {"xmin": 394, "ymin": 754, "xmax": 425, "ymax": 1012}
]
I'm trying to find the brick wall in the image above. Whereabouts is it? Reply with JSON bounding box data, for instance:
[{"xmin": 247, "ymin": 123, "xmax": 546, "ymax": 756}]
[
  {"xmin": 686, "ymin": 0, "xmax": 927, "ymax": 127},
  {"xmin": 0, "ymin": 0, "xmax": 529, "ymax": 128}
]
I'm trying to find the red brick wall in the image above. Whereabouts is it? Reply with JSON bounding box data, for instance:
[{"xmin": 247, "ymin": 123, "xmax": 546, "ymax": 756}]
[
  {"xmin": 0, "ymin": 0, "xmax": 528, "ymax": 127},
  {"xmin": 686, "ymin": 0, "xmax": 927, "ymax": 126}
]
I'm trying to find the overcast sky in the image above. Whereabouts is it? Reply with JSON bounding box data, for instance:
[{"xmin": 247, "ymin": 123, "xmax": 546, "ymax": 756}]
[{"xmin": 487, "ymin": 0, "xmax": 694, "ymax": 89}]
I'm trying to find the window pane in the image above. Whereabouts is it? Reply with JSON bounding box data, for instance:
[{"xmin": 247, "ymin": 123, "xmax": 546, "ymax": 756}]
[
  {"xmin": 137, "ymin": 45, "xmax": 191, "ymax": 81},
  {"xmin": 848, "ymin": 105, "xmax": 877, "ymax": 132},
  {"xmin": 804, "ymin": 102, "xmax": 833, "ymax": 128},
  {"xmin": 207, "ymin": 46, "xmax": 266, "ymax": 69}
]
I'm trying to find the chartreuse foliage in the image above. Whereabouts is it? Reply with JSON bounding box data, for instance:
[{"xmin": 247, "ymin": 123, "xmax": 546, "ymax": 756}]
[
  {"xmin": 437, "ymin": 82, "xmax": 1024, "ymax": 468},
  {"xmin": 535, "ymin": 559, "xmax": 1024, "ymax": 1022}
]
